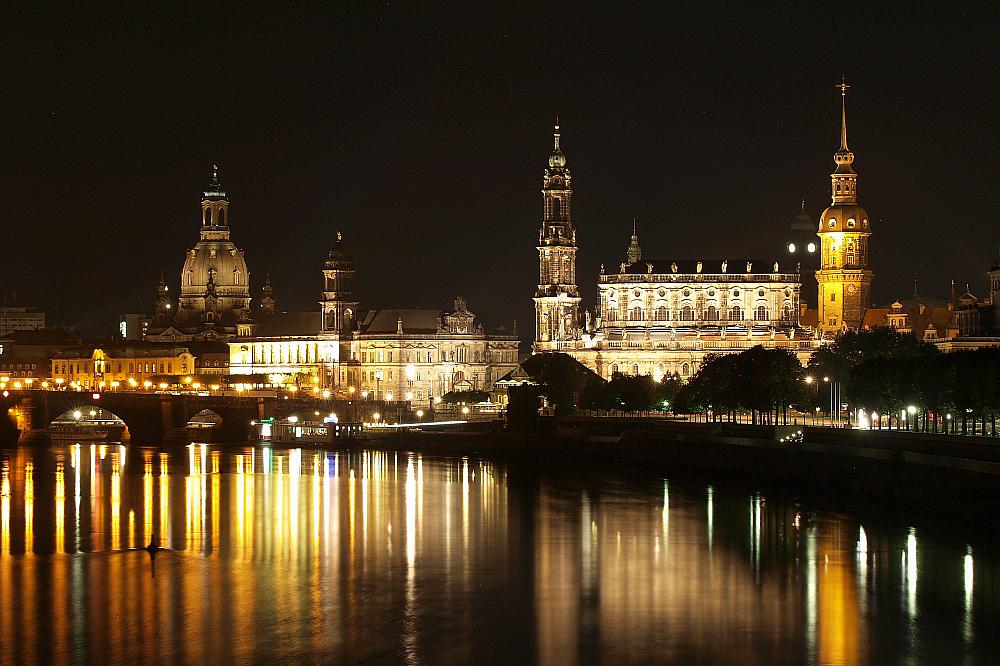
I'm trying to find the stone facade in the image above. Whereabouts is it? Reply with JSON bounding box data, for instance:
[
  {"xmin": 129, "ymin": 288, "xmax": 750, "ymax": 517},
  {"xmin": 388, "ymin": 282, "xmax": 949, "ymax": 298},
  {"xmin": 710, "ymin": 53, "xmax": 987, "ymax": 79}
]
[{"xmin": 530, "ymin": 123, "xmax": 819, "ymax": 379}]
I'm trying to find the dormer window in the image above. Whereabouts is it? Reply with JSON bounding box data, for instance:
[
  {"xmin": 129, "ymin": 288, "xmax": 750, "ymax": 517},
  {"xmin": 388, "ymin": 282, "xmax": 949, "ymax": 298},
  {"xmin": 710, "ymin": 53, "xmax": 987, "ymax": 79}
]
[
  {"xmin": 829, "ymin": 219, "xmax": 836, "ymax": 228},
  {"xmin": 847, "ymin": 218, "xmax": 856, "ymax": 228}
]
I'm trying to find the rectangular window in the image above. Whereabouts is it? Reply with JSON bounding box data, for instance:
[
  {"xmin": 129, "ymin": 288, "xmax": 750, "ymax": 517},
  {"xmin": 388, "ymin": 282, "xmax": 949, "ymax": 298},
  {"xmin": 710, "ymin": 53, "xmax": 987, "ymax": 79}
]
[
  {"xmin": 388, "ymin": 352, "xmax": 393, "ymax": 363},
  {"xmin": 830, "ymin": 293, "xmax": 836, "ymax": 302}
]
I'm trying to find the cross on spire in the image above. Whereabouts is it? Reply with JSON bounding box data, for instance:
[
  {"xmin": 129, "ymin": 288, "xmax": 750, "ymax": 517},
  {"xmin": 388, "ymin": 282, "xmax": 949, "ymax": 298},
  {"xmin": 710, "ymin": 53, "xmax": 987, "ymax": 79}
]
[{"xmin": 836, "ymin": 77, "xmax": 850, "ymax": 151}]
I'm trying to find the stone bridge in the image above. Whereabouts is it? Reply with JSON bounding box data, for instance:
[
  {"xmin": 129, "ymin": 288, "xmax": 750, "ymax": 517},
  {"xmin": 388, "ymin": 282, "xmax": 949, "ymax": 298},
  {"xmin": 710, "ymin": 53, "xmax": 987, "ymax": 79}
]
[{"xmin": 0, "ymin": 391, "xmax": 388, "ymax": 445}]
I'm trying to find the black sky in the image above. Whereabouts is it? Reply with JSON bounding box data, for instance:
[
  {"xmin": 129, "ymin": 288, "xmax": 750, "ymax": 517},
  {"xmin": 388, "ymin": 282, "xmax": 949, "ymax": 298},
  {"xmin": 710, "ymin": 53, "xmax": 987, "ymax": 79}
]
[{"xmin": 3, "ymin": 2, "xmax": 999, "ymax": 336}]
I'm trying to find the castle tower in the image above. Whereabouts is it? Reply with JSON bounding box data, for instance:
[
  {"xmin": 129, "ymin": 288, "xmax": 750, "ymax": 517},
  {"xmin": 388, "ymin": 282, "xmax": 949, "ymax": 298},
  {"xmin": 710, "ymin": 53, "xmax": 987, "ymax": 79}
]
[
  {"xmin": 533, "ymin": 119, "xmax": 581, "ymax": 351},
  {"xmin": 816, "ymin": 80, "xmax": 874, "ymax": 336}
]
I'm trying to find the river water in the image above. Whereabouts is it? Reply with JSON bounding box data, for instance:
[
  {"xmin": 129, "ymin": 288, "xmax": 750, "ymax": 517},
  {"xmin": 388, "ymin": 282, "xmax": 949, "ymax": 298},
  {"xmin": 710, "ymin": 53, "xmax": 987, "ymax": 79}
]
[{"xmin": 0, "ymin": 443, "xmax": 995, "ymax": 664}]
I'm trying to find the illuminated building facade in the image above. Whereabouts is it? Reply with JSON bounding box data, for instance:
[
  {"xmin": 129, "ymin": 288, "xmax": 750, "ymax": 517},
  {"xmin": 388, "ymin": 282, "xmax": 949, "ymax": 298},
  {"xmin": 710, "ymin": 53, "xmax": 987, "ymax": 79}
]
[
  {"xmin": 146, "ymin": 167, "xmax": 254, "ymax": 342},
  {"xmin": 349, "ymin": 297, "xmax": 520, "ymax": 401},
  {"xmin": 228, "ymin": 235, "xmax": 519, "ymax": 399},
  {"xmin": 50, "ymin": 345, "xmax": 195, "ymax": 388},
  {"xmin": 531, "ymin": 124, "xmax": 818, "ymax": 379},
  {"xmin": 816, "ymin": 82, "xmax": 874, "ymax": 337}
]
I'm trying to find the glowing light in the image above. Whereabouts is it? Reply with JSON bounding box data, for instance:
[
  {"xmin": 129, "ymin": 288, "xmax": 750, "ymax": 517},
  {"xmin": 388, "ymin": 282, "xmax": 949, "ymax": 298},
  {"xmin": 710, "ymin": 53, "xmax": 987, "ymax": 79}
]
[
  {"xmin": 92, "ymin": 393, "xmax": 101, "ymax": 400},
  {"xmin": 907, "ymin": 405, "xmax": 917, "ymax": 415},
  {"xmin": 386, "ymin": 392, "xmax": 393, "ymax": 401},
  {"xmin": 322, "ymin": 389, "xmax": 331, "ymax": 399},
  {"xmin": 405, "ymin": 391, "xmax": 414, "ymax": 400},
  {"xmin": 807, "ymin": 242, "xmax": 816, "ymax": 253},
  {"xmin": 787, "ymin": 242, "xmax": 796, "ymax": 253},
  {"xmin": 72, "ymin": 411, "xmax": 82, "ymax": 420},
  {"xmin": 12, "ymin": 382, "xmax": 22, "ymax": 390},
  {"xmin": 416, "ymin": 410, "xmax": 424, "ymax": 418},
  {"xmin": 434, "ymin": 396, "xmax": 442, "ymax": 404},
  {"xmin": 372, "ymin": 412, "xmax": 381, "ymax": 421},
  {"xmin": 192, "ymin": 382, "xmax": 201, "ymax": 390},
  {"xmin": 184, "ymin": 376, "xmax": 192, "ymax": 384},
  {"xmin": 805, "ymin": 376, "xmax": 814, "ymax": 384},
  {"xmin": 287, "ymin": 415, "xmax": 299, "ymax": 423},
  {"xmin": 348, "ymin": 386, "xmax": 356, "ymax": 394},
  {"xmin": 462, "ymin": 407, "xmax": 470, "ymax": 415},
  {"xmin": 158, "ymin": 382, "xmax": 168, "ymax": 389},
  {"xmin": 210, "ymin": 384, "xmax": 220, "ymax": 391}
]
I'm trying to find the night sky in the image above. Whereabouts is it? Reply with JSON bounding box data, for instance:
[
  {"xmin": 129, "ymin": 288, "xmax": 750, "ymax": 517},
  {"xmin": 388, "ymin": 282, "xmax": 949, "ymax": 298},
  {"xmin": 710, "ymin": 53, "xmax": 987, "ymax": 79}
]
[{"xmin": 4, "ymin": 3, "xmax": 999, "ymax": 336}]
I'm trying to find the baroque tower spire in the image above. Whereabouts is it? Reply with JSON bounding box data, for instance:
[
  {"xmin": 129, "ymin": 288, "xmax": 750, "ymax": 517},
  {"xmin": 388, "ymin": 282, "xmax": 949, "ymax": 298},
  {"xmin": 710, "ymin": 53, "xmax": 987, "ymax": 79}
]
[
  {"xmin": 626, "ymin": 218, "xmax": 642, "ymax": 264},
  {"xmin": 816, "ymin": 78, "xmax": 874, "ymax": 337},
  {"xmin": 533, "ymin": 119, "xmax": 581, "ymax": 350}
]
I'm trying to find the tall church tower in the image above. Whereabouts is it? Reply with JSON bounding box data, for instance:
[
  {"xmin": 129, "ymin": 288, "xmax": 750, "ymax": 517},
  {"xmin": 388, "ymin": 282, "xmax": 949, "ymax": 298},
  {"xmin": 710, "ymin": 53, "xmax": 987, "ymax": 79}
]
[
  {"xmin": 816, "ymin": 80, "xmax": 873, "ymax": 337},
  {"xmin": 320, "ymin": 231, "xmax": 359, "ymax": 336},
  {"xmin": 533, "ymin": 120, "xmax": 581, "ymax": 351}
]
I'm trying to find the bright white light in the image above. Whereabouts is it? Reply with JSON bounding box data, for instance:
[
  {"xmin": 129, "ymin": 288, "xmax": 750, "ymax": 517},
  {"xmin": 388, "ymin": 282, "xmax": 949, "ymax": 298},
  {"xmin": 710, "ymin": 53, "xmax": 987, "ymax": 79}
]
[
  {"xmin": 907, "ymin": 405, "xmax": 917, "ymax": 415},
  {"xmin": 807, "ymin": 242, "xmax": 816, "ymax": 253},
  {"xmin": 287, "ymin": 415, "xmax": 298, "ymax": 423},
  {"xmin": 787, "ymin": 242, "xmax": 796, "ymax": 253}
]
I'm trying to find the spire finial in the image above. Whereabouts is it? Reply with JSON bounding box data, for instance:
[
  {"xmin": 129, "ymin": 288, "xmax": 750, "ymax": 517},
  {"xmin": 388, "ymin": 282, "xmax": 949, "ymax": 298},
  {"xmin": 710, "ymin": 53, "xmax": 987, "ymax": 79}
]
[
  {"xmin": 553, "ymin": 116, "xmax": 561, "ymax": 151},
  {"xmin": 913, "ymin": 272, "xmax": 919, "ymax": 298},
  {"xmin": 632, "ymin": 216, "xmax": 637, "ymax": 236},
  {"xmin": 836, "ymin": 77, "xmax": 850, "ymax": 151},
  {"xmin": 800, "ymin": 198, "xmax": 806, "ymax": 212},
  {"xmin": 337, "ymin": 230, "xmax": 343, "ymax": 242},
  {"xmin": 212, "ymin": 163, "xmax": 219, "ymax": 184}
]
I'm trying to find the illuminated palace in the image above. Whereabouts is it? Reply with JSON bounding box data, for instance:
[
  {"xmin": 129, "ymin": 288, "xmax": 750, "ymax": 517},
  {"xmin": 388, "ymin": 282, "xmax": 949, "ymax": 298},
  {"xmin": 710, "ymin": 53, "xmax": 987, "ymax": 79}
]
[
  {"xmin": 146, "ymin": 167, "xmax": 254, "ymax": 342},
  {"xmin": 230, "ymin": 233, "xmax": 520, "ymax": 398},
  {"xmin": 531, "ymin": 99, "xmax": 880, "ymax": 376}
]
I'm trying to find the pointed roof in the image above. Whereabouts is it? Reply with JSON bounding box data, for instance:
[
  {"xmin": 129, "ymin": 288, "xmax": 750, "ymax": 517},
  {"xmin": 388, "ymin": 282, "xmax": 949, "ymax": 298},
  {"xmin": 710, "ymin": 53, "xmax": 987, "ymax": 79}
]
[{"xmin": 548, "ymin": 117, "xmax": 567, "ymax": 168}]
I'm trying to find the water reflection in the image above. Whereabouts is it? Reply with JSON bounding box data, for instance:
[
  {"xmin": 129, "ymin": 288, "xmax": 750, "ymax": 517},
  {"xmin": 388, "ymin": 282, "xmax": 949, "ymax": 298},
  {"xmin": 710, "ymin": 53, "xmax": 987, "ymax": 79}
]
[{"xmin": 0, "ymin": 444, "xmax": 996, "ymax": 663}]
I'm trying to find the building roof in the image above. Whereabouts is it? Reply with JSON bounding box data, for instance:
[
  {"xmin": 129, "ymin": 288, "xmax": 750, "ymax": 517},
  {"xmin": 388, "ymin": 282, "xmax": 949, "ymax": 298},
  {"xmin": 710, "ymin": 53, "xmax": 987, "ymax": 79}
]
[
  {"xmin": 253, "ymin": 311, "xmax": 321, "ymax": 337},
  {"xmin": 613, "ymin": 258, "xmax": 793, "ymax": 276},
  {"xmin": 360, "ymin": 308, "xmax": 443, "ymax": 334}
]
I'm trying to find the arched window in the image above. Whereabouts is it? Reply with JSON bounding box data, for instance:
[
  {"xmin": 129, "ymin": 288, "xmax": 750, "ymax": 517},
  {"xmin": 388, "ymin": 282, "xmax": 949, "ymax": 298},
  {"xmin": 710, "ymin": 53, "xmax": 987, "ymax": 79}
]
[
  {"xmin": 204, "ymin": 208, "xmax": 211, "ymax": 225},
  {"xmin": 610, "ymin": 364, "xmax": 618, "ymax": 376},
  {"xmin": 630, "ymin": 307, "xmax": 644, "ymax": 321},
  {"xmin": 219, "ymin": 208, "xmax": 226, "ymax": 226},
  {"xmin": 755, "ymin": 305, "xmax": 768, "ymax": 321},
  {"xmin": 682, "ymin": 363, "xmax": 690, "ymax": 376},
  {"xmin": 782, "ymin": 305, "xmax": 791, "ymax": 322},
  {"xmin": 233, "ymin": 270, "xmax": 241, "ymax": 285},
  {"xmin": 730, "ymin": 306, "xmax": 743, "ymax": 321},
  {"xmin": 632, "ymin": 364, "xmax": 639, "ymax": 375},
  {"xmin": 656, "ymin": 306, "xmax": 667, "ymax": 321},
  {"xmin": 186, "ymin": 271, "xmax": 193, "ymax": 286},
  {"xmin": 706, "ymin": 305, "xmax": 719, "ymax": 321},
  {"xmin": 681, "ymin": 305, "xmax": 694, "ymax": 321}
]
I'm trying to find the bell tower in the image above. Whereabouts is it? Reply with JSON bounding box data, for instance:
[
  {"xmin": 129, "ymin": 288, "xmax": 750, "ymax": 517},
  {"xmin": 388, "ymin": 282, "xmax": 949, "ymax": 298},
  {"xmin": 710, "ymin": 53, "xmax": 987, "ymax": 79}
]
[
  {"xmin": 816, "ymin": 79, "xmax": 874, "ymax": 337},
  {"xmin": 200, "ymin": 164, "xmax": 230, "ymax": 241},
  {"xmin": 533, "ymin": 119, "xmax": 581, "ymax": 351},
  {"xmin": 320, "ymin": 231, "xmax": 359, "ymax": 336}
]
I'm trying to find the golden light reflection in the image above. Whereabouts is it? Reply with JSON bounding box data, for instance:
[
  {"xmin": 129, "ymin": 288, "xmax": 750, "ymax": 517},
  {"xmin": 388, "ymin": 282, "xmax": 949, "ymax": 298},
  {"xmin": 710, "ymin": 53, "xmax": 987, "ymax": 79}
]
[
  {"xmin": 1, "ymin": 460, "xmax": 10, "ymax": 555},
  {"xmin": 110, "ymin": 457, "xmax": 121, "ymax": 549},
  {"xmin": 24, "ymin": 461, "xmax": 33, "ymax": 554},
  {"xmin": 55, "ymin": 460, "xmax": 65, "ymax": 553},
  {"xmin": 160, "ymin": 452, "xmax": 170, "ymax": 548}
]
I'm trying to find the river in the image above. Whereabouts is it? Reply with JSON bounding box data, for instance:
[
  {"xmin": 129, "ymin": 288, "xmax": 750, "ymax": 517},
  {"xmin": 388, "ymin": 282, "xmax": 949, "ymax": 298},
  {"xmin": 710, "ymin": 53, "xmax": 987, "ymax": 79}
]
[{"xmin": 0, "ymin": 443, "xmax": 995, "ymax": 664}]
